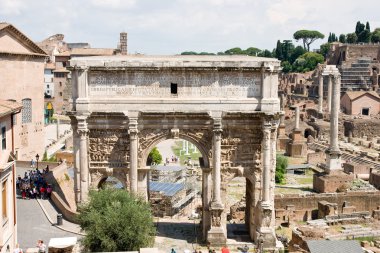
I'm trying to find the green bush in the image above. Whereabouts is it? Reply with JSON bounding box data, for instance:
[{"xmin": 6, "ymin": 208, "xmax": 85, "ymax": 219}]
[
  {"xmin": 276, "ymin": 155, "xmax": 288, "ymax": 184},
  {"xmin": 78, "ymin": 189, "xmax": 156, "ymax": 252},
  {"xmin": 148, "ymin": 147, "xmax": 162, "ymax": 165}
]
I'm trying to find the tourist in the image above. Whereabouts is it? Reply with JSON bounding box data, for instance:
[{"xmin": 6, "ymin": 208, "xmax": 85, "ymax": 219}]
[
  {"xmin": 40, "ymin": 185, "xmax": 46, "ymax": 199},
  {"xmin": 43, "ymin": 165, "xmax": 49, "ymax": 174},
  {"xmin": 46, "ymin": 185, "xmax": 52, "ymax": 199},
  {"xmin": 170, "ymin": 249, "xmax": 176, "ymax": 253},
  {"xmin": 31, "ymin": 159, "xmax": 35, "ymax": 168},
  {"xmin": 221, "ymin": 245, "xmax": 230, "ymax": 253},
  {"xmin": 13, "ymin": 243, "xmax": 23, "ymax": 253},
  {"xmin": 37, "ymin": 240, "xmax": 46, "ymax": 253}
]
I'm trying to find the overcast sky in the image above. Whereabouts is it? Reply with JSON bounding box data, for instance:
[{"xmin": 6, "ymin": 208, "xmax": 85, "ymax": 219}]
[{"xmin": 1, "ymin": 0, "xmax": 379, "ymax": 55}]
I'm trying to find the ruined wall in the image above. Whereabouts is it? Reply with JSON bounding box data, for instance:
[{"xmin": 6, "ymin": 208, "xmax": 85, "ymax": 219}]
[
  {"xmin": 344, "ymin": 119, "xmax": 380, "ymax": 138},
  {"xmin": 275, "ymin": 191, "xmax": 380, "ymax": 222}
]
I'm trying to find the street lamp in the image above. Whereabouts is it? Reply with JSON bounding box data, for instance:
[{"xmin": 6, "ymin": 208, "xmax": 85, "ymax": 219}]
[{"xmin": 35, "ymin": 154, "xmax": 40, "ymax": 169}]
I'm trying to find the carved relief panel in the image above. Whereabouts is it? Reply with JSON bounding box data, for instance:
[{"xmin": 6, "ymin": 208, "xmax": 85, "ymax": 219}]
[
  {"xmin": 220, "ymin": 128, "xmax": 262, "ymax": 169},
  {"xmin": 89, "ymin": 129, "xmax": 129, "ymax": 169}
]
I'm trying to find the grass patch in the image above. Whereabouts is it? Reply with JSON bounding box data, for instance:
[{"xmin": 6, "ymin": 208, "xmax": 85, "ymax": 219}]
[
  {"xmin": 172, "ymin": 141, "xmax": 202, "ymax": 165},
  {"xmin": 296, "ymin": 177, "xmax": 313, "ymax": 185}
]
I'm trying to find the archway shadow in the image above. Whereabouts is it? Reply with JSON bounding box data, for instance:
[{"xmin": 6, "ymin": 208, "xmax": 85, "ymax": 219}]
[{"xmin": 155, "ymin": 220, "xmax": 203, "ymax": 244}]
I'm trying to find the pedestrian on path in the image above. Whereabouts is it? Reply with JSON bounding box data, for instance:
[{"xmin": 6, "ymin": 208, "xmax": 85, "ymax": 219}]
[
  {"xmin": 171, "ymin": 249, "xmax": 176, "ymax": 253},
  {"xmin": 221, "ymin": 245, "xmax": 230, "ymax": 253},
  {"xmin": 37, "ymin": 240, "xmax": 46, "ymax": 253},
  {"xmin": 13, "ymin": 244, "xmax": 23, "ymax": 253}
]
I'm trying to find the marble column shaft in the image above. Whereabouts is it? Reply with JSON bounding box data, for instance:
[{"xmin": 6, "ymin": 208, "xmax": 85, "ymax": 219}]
[
  {"xmin": 72, "ymin": 123, "xmax": 81, "ymax": 203},
  {"xmin": 327, "ymin": 75, "xmax": 332, "ymax": 113},
  {"xmin": 262, "ymin": 122, "xmax": 271, "ymax": 203},
  {"xmin": 211, "ymin": 118, "xmax": 222, "ymax": 206},
  {"xmin": 295, "ymin": 106, "xmax": 300, "ymax": 130},
  {"xmin": 330, "ymin": 74, "xmax": 341, "ymax": 152},
  {"xmin": 78, "ymin": 122, "xmax": 89, "ymax": 202},
  {"xmin": 318, "ymin": 74, "xmax": 323, "ymax": 113},
  {"xmin": 129, "ymin": 118, "xmax": 139, "ymax": 194}
]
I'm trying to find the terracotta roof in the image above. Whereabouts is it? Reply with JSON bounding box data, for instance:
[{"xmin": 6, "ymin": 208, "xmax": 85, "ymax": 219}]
[
  {"xmin": 56, "ymin": 51, "xmax": 71, "ymax": 57},
  {"xmin": 0, "ymin": 99, "xmax": 22, "ymax": 118},
  {"xmin": 0, "ymin": 22, "xmax": 47, "ymax": 56},
  {"xmin": 70, "ymin": 48, "xmax": 115, "ymax": 56},
  {"xmin": 45, "ymin": 62, "xmax": 56, "ymax": 69},
  {"xmin": 344, "ymin": 91, "xmax": 380, "ymax": 101}
]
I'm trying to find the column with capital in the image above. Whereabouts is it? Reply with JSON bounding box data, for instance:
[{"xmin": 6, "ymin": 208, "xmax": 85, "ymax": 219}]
[
  {"xmin": 211, "ymin": 117, "xmax": 223, "ymax": 208},
  {"xmin": 258, "ymin": 120, "xmax": 277, "ymax": 248},
  {"xmin": 327, "ymin": 73, "xmax": 342, "ymax": 172},
  {"xmin": 129, "ymin": 117, "xmax": 139, "ymax": 194},
  {"xmin": 77, "ymin": 116, "xmax": 89, "ymax": 202},
  {"xmin": 207, "ymin": 115, "xmax": 226, "ymax": 245}
]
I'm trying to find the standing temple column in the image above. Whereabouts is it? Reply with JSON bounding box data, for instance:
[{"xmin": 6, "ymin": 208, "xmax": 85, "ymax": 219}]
[
  {"xmin": 129, "ymin": 117, "xmax": 139, "ymax": 194},
  {"xmin": 202, "ymin": 168, "xmax": 212, "ymax": 240},
  {"xmin": 318, "ymin": 73, "xmax": 324, "ymax": 113},
  {"xmin": 295, "ymin": 106, "xmax": 300, "ymax": 130},
  {"xmin": 327, "ymin": 74, "xmax": 332, "ymax": 113},
  {"xmin": 211, "ymin": 118, "xmax": 223, "ymax": 207},
  {"xmin": 327, "ymin": 72, "xmax": 342, "ymax": 172},
  {"xmin": 262, "ymin": 122, "xmax": 271, "ymax": 203},
  {"xmin": 77, "ymin": 116, "xmax": 89, "ymax": 202}
]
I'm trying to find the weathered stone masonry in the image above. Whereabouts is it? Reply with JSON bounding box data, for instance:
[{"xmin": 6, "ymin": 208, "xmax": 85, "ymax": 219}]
[{"xmin": 68, "ymin": 55, "xmax": 281, "ymax": 248}]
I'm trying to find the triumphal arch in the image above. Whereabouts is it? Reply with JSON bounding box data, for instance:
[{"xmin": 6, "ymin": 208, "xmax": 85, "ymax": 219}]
[{"xmin": 68, "ymin": 55, "xmax": 281, "ymax": 248}]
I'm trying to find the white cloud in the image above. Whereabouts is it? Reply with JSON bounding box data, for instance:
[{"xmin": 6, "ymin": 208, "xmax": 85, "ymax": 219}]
[
  {"xmin": 0, "ymin": 0, "xmax": 25, "ymax": 15},
  {"xmin": 90, "ymin": 0, "xmax": 136, "ymax": 10},
  {"xmin": 1, "ymin": 0, "xmax": 379, "ymax": 54}
]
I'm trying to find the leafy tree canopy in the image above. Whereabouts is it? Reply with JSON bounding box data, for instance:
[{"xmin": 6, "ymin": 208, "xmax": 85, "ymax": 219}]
[
  {"xmin": 293, "ymin": 30, "xmax": 325, "ymax": 51},
  {"xmin": 346, "ymin": 33, "xmax": 358, "ymax": 44},
  {"xmin": 372, "ymin": 28, "xmax": 380, "ymax": 43},
  {"xmin": 148, "ymin": 147, "xmax": 162, "ymax": 165},
  {"xmin": 293, "ymin": 52, "xmax": 324, "ymax": 73},
  {"xmin": 78, "ymin": 189, "xmax": 156, "ymax": 252}
]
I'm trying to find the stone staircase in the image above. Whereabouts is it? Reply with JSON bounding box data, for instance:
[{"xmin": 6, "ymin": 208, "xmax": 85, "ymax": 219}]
[{"xmin": 340, "ymin": 58, "xmax": 377, "ymax": 91}]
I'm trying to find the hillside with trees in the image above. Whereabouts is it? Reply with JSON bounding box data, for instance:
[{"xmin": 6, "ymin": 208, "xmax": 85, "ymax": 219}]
[{"xmin": 180, "ymin": 21, "xmax": 380, "ymax": 74}]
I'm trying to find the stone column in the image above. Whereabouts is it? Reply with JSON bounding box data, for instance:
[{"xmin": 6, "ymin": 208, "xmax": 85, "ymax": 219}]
[
  {"xmin": 258, "ymin": 120, "xmax": 277, "ymax": 249},
  {"xmin": 327, "ymin": 73, "xmax": 342, "ymax": 172},
  {"xmin": 207, "ymin": 114, "xmax": 226, "ymax": 245},
  {"xmin": 211, "ymin": 117, "xmax": 223, "ymax": 207},
  {"xmin": 295, "ymin": 106, "xmax": 300, "ymax": 130},
  {"xmin": 318, "ymin": 74, "xmax": 324, "ymax": 113},
  {"xmin": 327, "ymin": 74, "xmax": 332, "ymax": 113},
  {"xmin": 77, "ymin": 116, "xmax": 89, "ymax": 202},
  {"xmin": 270, "ymin": 123, "xmax": 278, "ymax": 226},
  {"xmin": 71, "ymin": 120, "xmax": 81, "ymax": 204},
  {"xmin": 262, "ymin": 122, "xmax": 271, "ymax": 203},
  {"xmin": 129, "ymin": 117, "xmax": 139, "ymax": 194},
  {"xmin": 202, "ymin": 168, "xmax": 212, "ymax": 240}
]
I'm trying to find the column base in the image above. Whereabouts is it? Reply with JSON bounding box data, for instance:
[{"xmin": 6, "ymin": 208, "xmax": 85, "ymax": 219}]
[
  {"xmin": 257, "ymin": 227, "xmax": 278, "ymax": 250},
  {"xmin": 207, "ymin": 226, "xmax": 226, "ymax": 246},
  {"xmin": 326, "ymin": 149, "xmax": 341, "ymax": 172},
  {"xmin": 210, "ymin": 201, "xmax": 224, "ymax": 210}
]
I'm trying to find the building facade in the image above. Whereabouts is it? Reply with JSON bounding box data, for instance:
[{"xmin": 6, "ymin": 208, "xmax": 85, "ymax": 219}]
[
  {"xmin": 0, "ymin": 100, "xmax": 22, "ymax": 253},
  {"xmin": 0, "ymin": 23, "xmax": 47, "ymax": 160},
  {"xmin": 341, "ymin": 91, "xmax": 380, "ymax": 115}
]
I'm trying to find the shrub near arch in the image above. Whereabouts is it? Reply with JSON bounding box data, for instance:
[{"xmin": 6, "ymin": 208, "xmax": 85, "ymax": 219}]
[{"xmin": 77, "ymin": 188, "xmax": 156, "ymax": 252}]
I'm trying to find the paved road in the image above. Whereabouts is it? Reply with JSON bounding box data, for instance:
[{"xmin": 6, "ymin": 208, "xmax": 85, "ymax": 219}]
[{"xmin": 16, "ymin": 167, "xmax": 78, "ymax": 250}]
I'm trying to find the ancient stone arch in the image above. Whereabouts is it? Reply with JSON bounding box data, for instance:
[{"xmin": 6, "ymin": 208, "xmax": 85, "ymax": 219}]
[{"xmin": 68, "ymin": 55, "xmax": 282, "ymax": 249}]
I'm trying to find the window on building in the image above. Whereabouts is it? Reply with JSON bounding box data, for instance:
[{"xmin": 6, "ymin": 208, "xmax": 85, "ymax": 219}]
[
  {"xmin": 1, "ymin": 127, "xmax": 5, "ymax": 150},
  {"xmin": 47, "ymin": 84, "xmax": 50, "ymax": 89},
  {"xmin": 21, "ymin": 98, "xmax": 32, "ymax": 124},
  {"xmin": 2, "ymin": 181, "xmax": 7, "ymax": 220},
  {"xmin": 170, "ymin": 83, "xmax": 178, "ymax": 95},
  {"xmin": 59, "ymin": 82, "xmax": 62, "ymax": 87},
  {"xmin": 362, "ymin": 108, "xmax": 370, "ymax": 116},
  {"xmin": 59, "ymin": 92, "xmax": 63, "ymax": 96},
  {"xmin": 54, "ymin": 73, "xmax": 65, "ymax": 78}
]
